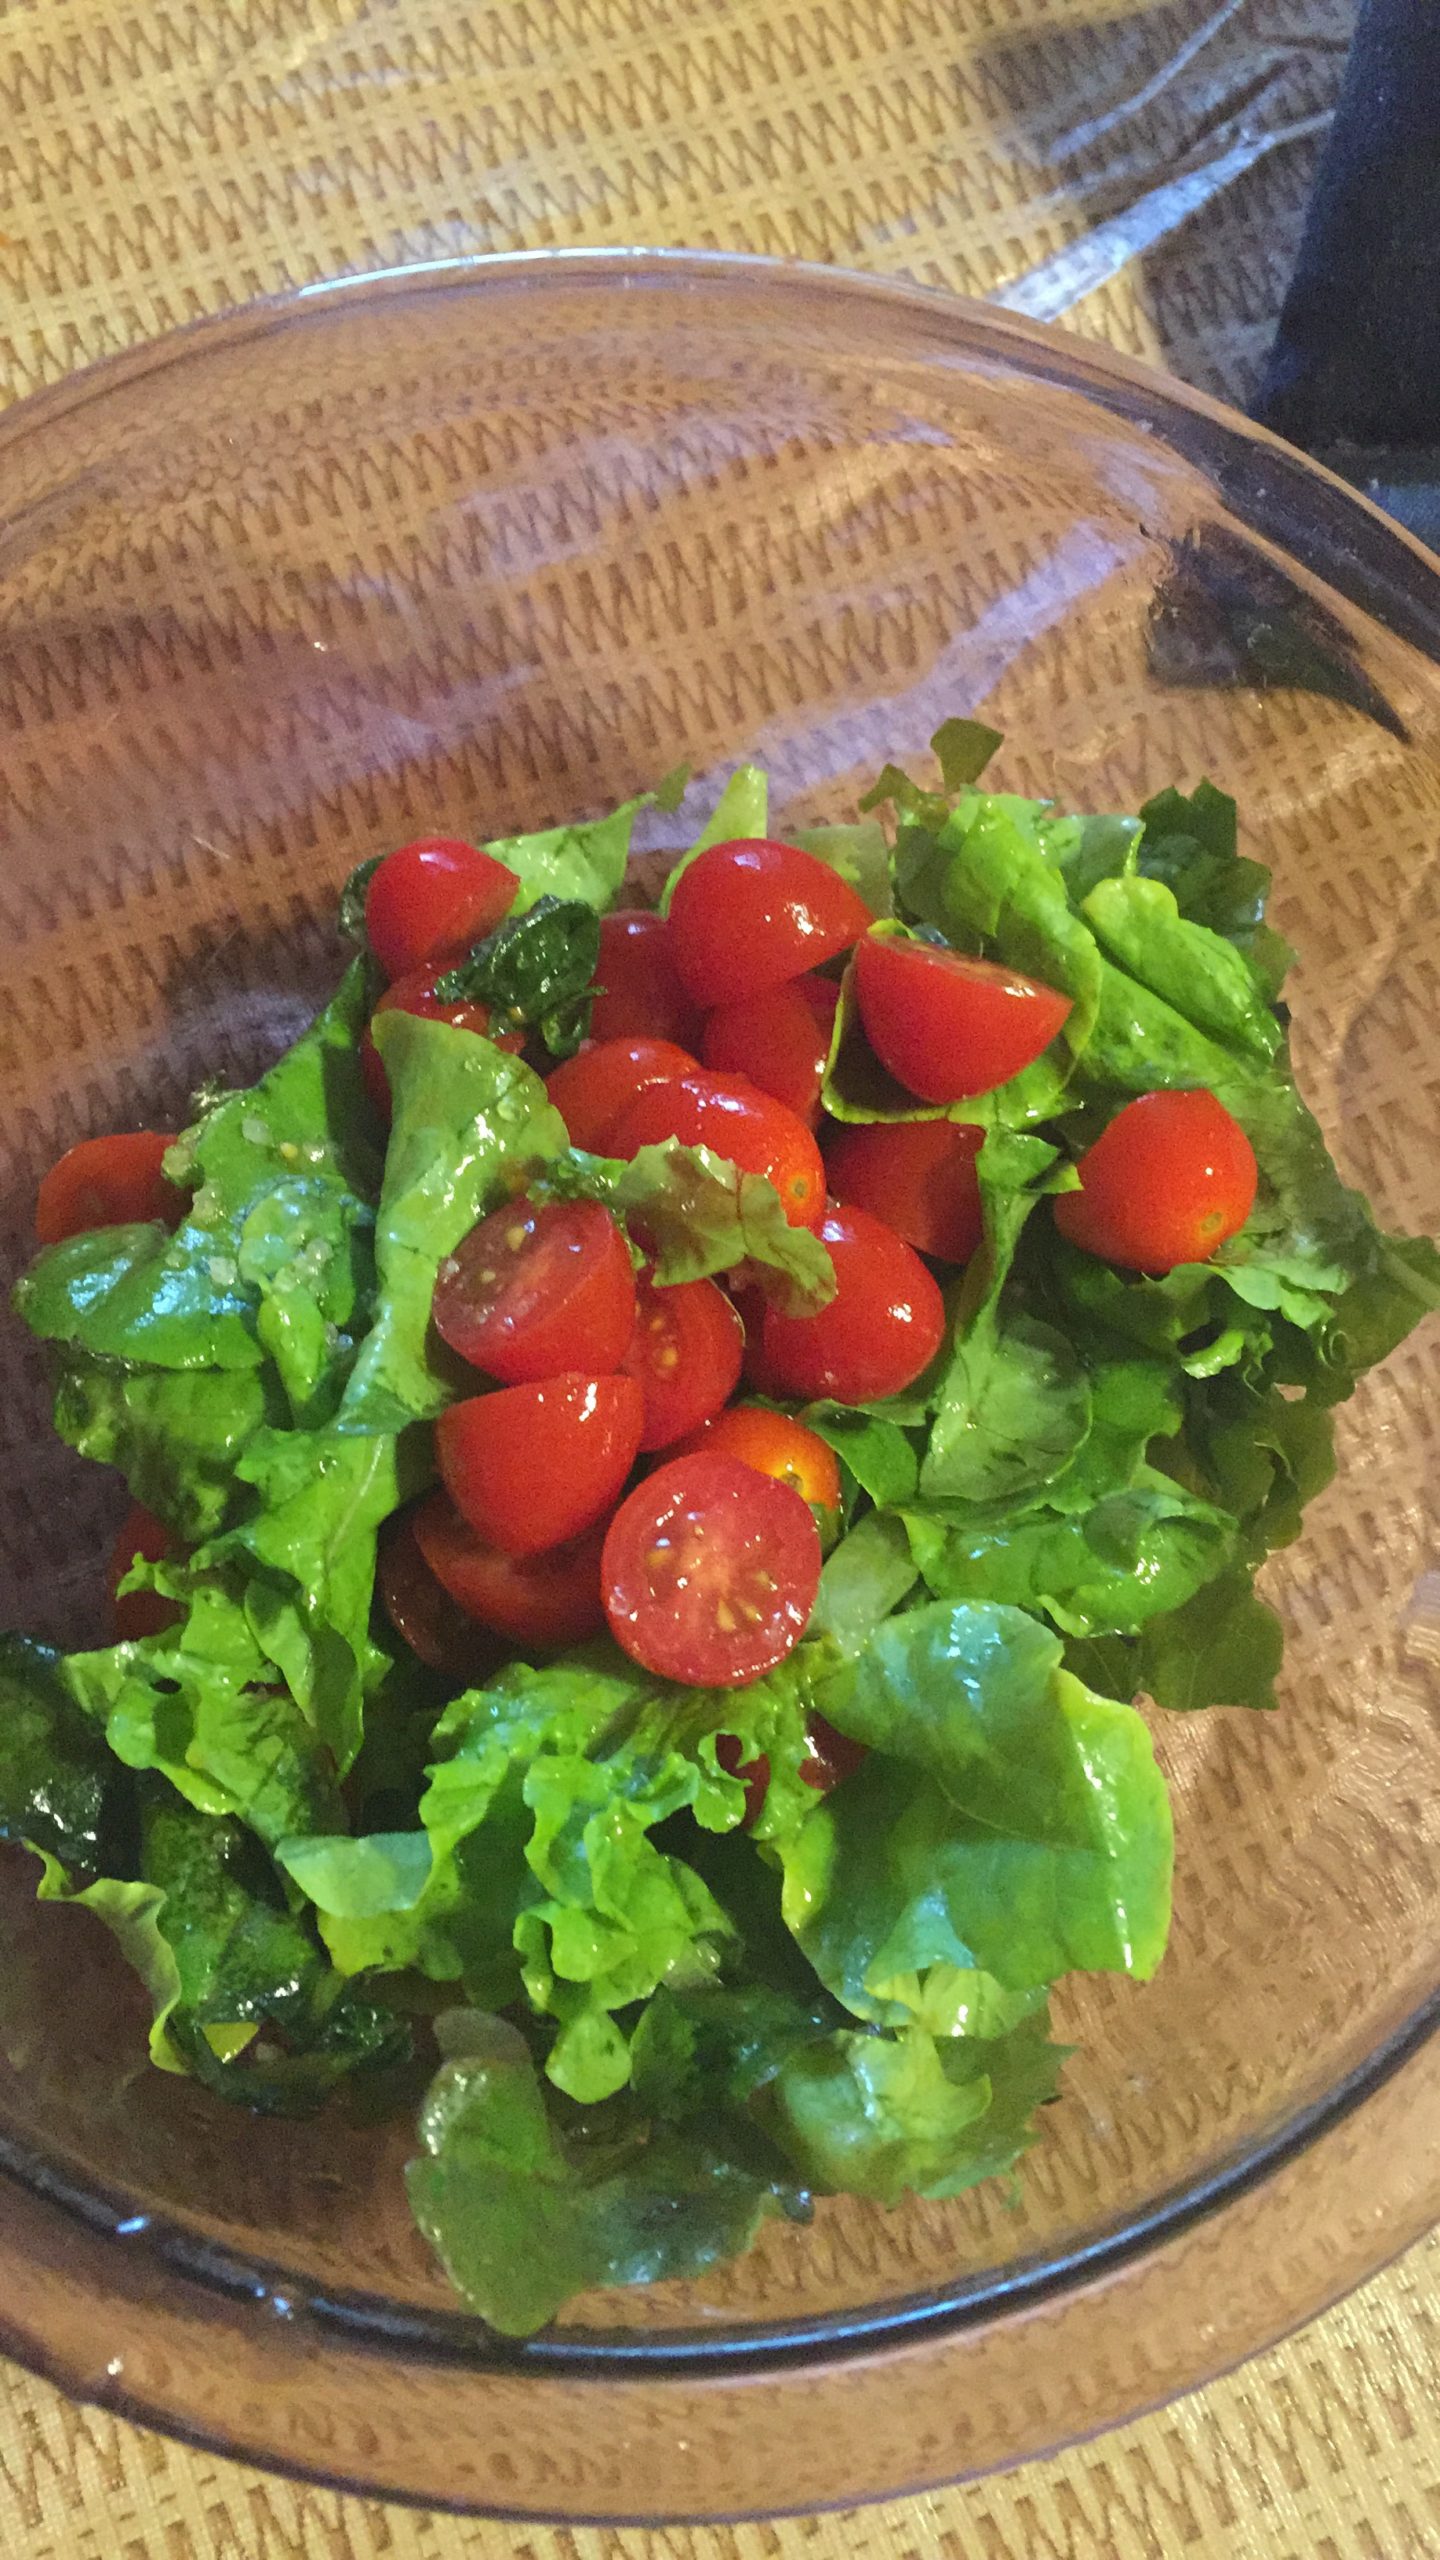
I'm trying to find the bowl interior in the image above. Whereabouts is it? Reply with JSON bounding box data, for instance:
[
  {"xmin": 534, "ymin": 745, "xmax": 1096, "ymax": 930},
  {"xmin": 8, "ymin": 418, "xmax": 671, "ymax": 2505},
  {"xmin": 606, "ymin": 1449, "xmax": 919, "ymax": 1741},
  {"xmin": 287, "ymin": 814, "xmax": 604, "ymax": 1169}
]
[{"xmin": 0, "ymin": 258, "xmax": 1436, "ymax": 2354}]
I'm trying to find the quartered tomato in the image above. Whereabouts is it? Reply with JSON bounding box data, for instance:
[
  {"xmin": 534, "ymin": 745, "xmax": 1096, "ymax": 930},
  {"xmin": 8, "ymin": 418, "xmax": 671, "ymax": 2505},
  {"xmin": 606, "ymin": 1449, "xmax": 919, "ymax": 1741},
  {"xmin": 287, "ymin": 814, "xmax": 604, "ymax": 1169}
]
[
  {"xmin": 1054, "ymin": 1088, "xmax": 1258, "ymax": 1272},
  {"xmin": 365, "ymin": 836, "xmax": 519, "ymax": 982},
  {"xmin": 852, "ymin": 930, "xmax": 1072, "ymax": 1103},
  {"xmin": 413, "ymin": 1490, "xmax": 607, "ymax": 1649},
  {"xmin": 621, "ymin": 1270, "xmax": 743, "ymax": 1450},
  {"xmin": 667, "ymin": 841, "xmax": 872, "ymax": 1006},
  {"xmin": 602, "ymin": 1452, "xmax": 822, "ymax": 1686},
  {"xmin": 700, "ymin": 976, "xmax": 839, "ymax": 1127},
  {"xmin": 674, "ymin": 1403, "xmax": 841, "ymax": 1514},
  {"xmin": 378, "ymin": 1512, "xmax": 506, "ymax": 1683},
  {"xmin": 107, "ymin": 1501, "xmax": 182, "ymax": 1643},
  {"xmin": 824, "ymin": 1117, "xmax": 985, "ymax": 1264},
  {"xmin": 759, "ymin": 1201, "xmax": 945, "ymax": 1404},
  {"xmin": 37, "ymin": 1132, "xmax": 181, "ymax": 1246},
  {"xmin": 436, "ymin": 1372, "xmax": 644, "ymax": 1557},
  {"xmin": 607, "ymin": 1071, "xmax": 827, "ymax": 1229},
  {"xmin": 432, "ymin": 1195, "xmax": 637, "ymax": 1383},
  {"xmin": 544, "ymin": 1036, "xmax": 697, "ymax": 1155},
  {"xmin": 588, "ymin": 909, "xmax": 702, "ymax": 1049},
  {"xmin": 362, "ymin": 966, "xmax": 522, "ymax": 1117}
]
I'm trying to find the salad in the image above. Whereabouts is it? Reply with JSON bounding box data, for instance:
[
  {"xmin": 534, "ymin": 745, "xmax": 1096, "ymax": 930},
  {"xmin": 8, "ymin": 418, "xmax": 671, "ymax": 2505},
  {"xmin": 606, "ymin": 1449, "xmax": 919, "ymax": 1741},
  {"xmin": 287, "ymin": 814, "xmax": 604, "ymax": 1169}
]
[{"xmin": 4, "ymin": 722, "xmax": 1437, "ymax": 2338}]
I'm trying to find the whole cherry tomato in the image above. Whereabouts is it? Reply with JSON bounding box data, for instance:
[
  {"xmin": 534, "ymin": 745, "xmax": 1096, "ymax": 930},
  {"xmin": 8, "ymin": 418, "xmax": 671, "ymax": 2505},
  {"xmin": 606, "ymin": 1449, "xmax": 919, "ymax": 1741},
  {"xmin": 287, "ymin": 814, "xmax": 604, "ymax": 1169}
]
[
  {"xmin": 588, "ymin": 910, "xmax": 703, "ymax": 1049},
  {"xmin": 1053, "ymin": 1088, "xmax": 1258, "ymax": 1272},
  {"xmin": 413, "ymin": 1490, "xmax": 607, "ymax": 1649},
  {"xmin": 701, "ymin": 977, "xmax": 839, "ymax": 1127},
  {"xmin": 607, "ymin": 1070, "xmax": 827, "ymax": 1230},
  {"xmin": 432, "ymin": 1196, "xmax": 637, "ymax": 1383},
  {"xmin": 545, "ymin": 1036, "xmax": 697, "ymax": 1154},
  {"xmin": 436, "ymin": 1372, "xmax": 644, "ymax": 1557},
  {"xmin": 603, "ymin": 1452, "xmax": 822, "ymax": 1685},
  {"xmin": 667, "ymin": 841, "xmax": 872, "ymax": 1006},
  {"xmin": 365, "ymin": 836, "xmax": 519, "ymax": 982},
  {"xmin": 37, "ymin": 1133, "xmax": 181, "ymax": 1246},
  {"xmin": 759, "ymin": 1202, "xmax": 945, "ymax": 1403},
  {"xmin": 378, "ymin": 1512, "xmax": 507, "ymax": 1683},
  {"xmin": 853, "ymin": 930, "xmax": 1072, "ymax": 1103},
  {"xmin": 824, "ymin": 1117, "xmax": 984, "ymax": 1263},
  {"xmin": 672, "ymin": 1403, "xmax": 841, "ymax": 1513}
]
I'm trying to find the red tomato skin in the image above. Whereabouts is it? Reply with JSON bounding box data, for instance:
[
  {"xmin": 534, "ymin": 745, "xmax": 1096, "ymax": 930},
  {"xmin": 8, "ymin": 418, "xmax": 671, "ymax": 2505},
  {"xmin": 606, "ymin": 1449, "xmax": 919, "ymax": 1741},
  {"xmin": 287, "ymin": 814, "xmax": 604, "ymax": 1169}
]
[
  {"xmin": 413, "ymin": 1491, "xmax": 607, "ymax": 1649},
  {"xmin": 667, "ymin": 841, "xmax": 873, "ymax": 1006},
  {"xmin": 436, "ymin": 1372, "xmax": 644, "ymax": 1557},
  {"xmin": 365, "ymin": 837, "xmax": 519, "ymax": 982},
  {"xmin": 761, "ymin": 1202, "xmax": 945, "ymax": 1404},
  {"xmin": 589, "ymin": 910, "xmax": 703, "ymax": 1049},
  {"xmin": 602, "ymin": 1452, "xmax": 822, "ymax": 1686},
  {"xmin": 36, "ymin": 1132, "xmax": 181, "ymax": 1246},
  {"xmin": 714, "ymin": 1733, "xmax": 771, "ymax": 1827},
  {"xmin": 362, "ymin": 967, "xmax": 522, "ymax": 1115},
  {"xmin": 800, "ymin": 1710, "xmax": 869, "ymax": 1792},
  {"xmin": 545, "ymin": 1037, "xmax": 698, "ymax": 1154},
  {"xmin": 621, "ymin": 1271, "xmax": 744, "ymax": 1450},
  {"xmin": 378, "ymin": 1513, "xmax": 507, "ymax": 1682},
  {"xmin": 853, "ymin": 931, "xmax": 1073, "ymax": 1103},
  {"xmin": 607, "ymin": 1071, "xmax": 827, "ymax": 1230},
  {"xmin": 672, "ymin": 1403, "xmax": 842, "ymax": 1513},
  {"xmin": 108, "ymin": 1501, "xmax": 182, "ymax": 1642},
  {"xmin": 824, "ymin": 1117, "xmax": 984, "ymax": 1263},
  {"xmin": 701, "ymin": 977, "xmax": 839, "ymax": 1127},
  {"xmin": 432, "ymin": 1195, "xmax": 637, "ymax": 1384},
  {"xmin": 1054, "ymin": 1089, "xmax": 1259, "ymax": 1272}
]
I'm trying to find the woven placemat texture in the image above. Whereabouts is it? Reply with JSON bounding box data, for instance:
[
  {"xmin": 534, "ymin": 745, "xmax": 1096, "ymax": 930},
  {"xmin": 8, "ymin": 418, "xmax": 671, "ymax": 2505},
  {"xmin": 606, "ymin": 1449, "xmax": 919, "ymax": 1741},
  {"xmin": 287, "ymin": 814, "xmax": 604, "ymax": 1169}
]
[{"xmin": 1, "ymin": 0, "xmax": 1436, "ymax": 2551}]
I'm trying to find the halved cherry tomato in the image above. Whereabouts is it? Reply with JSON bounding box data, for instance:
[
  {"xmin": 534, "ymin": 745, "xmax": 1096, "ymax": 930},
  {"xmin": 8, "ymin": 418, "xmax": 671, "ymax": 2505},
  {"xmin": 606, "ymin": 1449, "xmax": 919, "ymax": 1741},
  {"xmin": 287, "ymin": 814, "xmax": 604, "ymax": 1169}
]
[
  {"xmin": 667, "ymin": 841, "xmax": 872, "ymax": 1006},
  {"xmin": 608, "ymin": 1071, "xmax": 827, "ymax": 1230},
  {"xmin": 621, "ymin": 1270, "xmax": 743, "ymax": 1450},
  {"xmin": 37, "ymin": 1132, "xmax": 181, "ymax": 1246},
  {"xmin": 378, "ymin": 1512, "xmax": 506, "ymax": 1682},
  {"xmin": 825, "ymin": 1117, "xmax": 984, "ymax": 1263},
  {"xmin": 365, "ymin": 836, "xmax": 519, "ymax": 983},
  {"xmin": 361, "ymin": 966, "xmax": 522, "ymax": 1116},
  {"xmin": 108, "ymin": 1501, "xmax": 182, "ymax": 1643},
  {"xmin": 603, "ymin": 1452, "xmax": 821, "ymax": 1686},
  {"xmin": 701, "ymin": 977, "xmax": 839, "ymax": 1127},
  {"xmin": 714, "ymin": 1734, "xmax": 771, "ymax": 1828},
  {"xmin": 853, "ymin": 931, "xmax": 1073, "ymax": 1103},
  {"xmin": 800, "ymin": 1710, "xmax": 869, "ymax": 1792},
  {"xmin": 1054, "ymin": 1088, "xmax": 1258, "ymax": 1273},
  {"xmin": 545, "ymin": 1037, "xmax": 698, "ymax": 1155},
  {"xmin": 436, "ymin": 1372, "xmax": 644, "ymax": 1557},
  {"xmin": 588, "ymin": 910, "xmax": 703, "ymax": 1049},
  {"xmin": 413, "ymin": 1490, "xmax": 607, "ymax": 1649},
  {"xmin": 674, "ymin": 1404, "xmax": 841, "ymax": 1513},
  {"xmin": 760, "ymin": 1201, "xmax": 945, "ymax": 1403},
  {"xmin": 432, "ymin": 1195, "xmax": 637, "ymax": 1384}
]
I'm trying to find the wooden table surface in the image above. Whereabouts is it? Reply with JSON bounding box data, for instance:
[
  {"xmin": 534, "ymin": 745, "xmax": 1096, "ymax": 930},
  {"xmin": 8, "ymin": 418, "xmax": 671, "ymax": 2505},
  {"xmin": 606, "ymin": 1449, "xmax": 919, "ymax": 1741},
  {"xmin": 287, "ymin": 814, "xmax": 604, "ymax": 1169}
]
[{"xmin": 0, "ymin": 2, "xmax": 1435, "ymax": 2552}]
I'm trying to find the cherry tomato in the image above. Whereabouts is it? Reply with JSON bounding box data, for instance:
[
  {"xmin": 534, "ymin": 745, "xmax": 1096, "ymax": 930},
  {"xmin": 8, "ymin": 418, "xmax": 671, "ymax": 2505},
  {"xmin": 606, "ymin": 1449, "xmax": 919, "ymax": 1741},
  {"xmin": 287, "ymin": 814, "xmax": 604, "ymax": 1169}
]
[
  {"xmin": 545, "ymin": 1036, "xmax": 698, "ymax": 1154},
  {"xmin": 436, "ymin": 1372, "xmax": 644, "ymax": 1557},
  {"xmin": 602, "ymin": 1452, "xmax": 822, "ymax": 1686},
  {"xmin": 1054, "ymin": 1089, "xmax": 1258, "ymax": 1273},
  {"xmin": 607, "ymin": 1071, "xmax": 827, "ymax": 1230},
  {"xmin": 378, "ymin": 1512, "xmax": 506, "ymax": 1682},
  {"xmin": 432, "ymin": 1195, "xmax": 637, "ymax": 1384},
  {"xmin": 800, "ymin": 1710, "xmax": 869, "ymax": 1792},
  {"xmin": 674, "ymin": 1404, "xmax": 841, "ymax": 1513},
  {"xmin": 588, "ymin": 910, "xmax": 703, "ymax": 1048},
  {"xmin": 621, "ymin": 1270, "xmax": 743, "ymax": 1450},
  {"xmin": 760, "ymin": 1202, "xmax": 945, "ymax": 1403},
  {"xmin": 361, "ymin": 966, "xmax": 522, "ymax": 1116},
  {"xmin": 714, "ymin": 1733, "xmax": 771, "ymax": 1828},
  {"xmin": 825, "ymin": 1117, "xmax": 984, "ymax": 1264},
  {"xmin": 365, "ymin": 836, "xmax": 519, "ymax": 983},
  {"xmin": 36, "ymin": 1132, "xmax": 181, "ymax": 1246},
  {"xmin": 667, "ymin": 841, "xmax": 873, "ymax": 1006},
  {"xmin": 414, "ymin": 1490, "xmax": 607, "ymax": 1649},
  {"xmin": 853, "ymin": 931, "xmax": 1073, "ymax": 1103},
  {"xmin": 108, "ymin": 1501, "xmax": 182, "ymax": 1643},
  {"xmin": 701, "ymin": 977, "xmax": 839, "ymax": 1127}
]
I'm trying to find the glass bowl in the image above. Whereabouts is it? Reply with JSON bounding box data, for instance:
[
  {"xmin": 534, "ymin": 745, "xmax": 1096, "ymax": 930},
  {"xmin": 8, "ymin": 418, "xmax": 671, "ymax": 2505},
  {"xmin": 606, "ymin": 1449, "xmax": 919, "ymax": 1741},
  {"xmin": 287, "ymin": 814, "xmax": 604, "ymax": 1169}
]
[{"xmin": 0, "ymin": 251, "xmax": 1435, "ymax": 2523}]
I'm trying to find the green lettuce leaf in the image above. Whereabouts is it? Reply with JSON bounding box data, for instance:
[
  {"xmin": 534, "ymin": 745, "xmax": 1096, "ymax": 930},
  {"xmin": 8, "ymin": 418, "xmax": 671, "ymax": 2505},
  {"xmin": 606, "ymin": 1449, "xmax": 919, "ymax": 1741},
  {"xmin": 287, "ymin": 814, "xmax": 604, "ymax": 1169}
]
[
  {"xmin": 51, "ymin": 1355, "xmax": 287, "ymax": 1541},
  {"xmin": 551, "ymin": 1139, "xmax": 835, "ymax": 1314},
  {"xmin": 487, "ymin": 791, "xmax": 665, "ymax": 915},
  {"xmin": 767, "ymin": 2008, "xmax": 1064, "ymax": 2205}
]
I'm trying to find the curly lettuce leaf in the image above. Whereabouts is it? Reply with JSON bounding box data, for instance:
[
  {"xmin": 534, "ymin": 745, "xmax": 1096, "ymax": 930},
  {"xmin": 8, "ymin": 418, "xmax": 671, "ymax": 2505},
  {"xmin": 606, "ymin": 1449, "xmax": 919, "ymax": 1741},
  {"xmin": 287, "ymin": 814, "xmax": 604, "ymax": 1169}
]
[
  {"xmin": 550, "ymin": 1138, "xmax": 835, "ymax": 1315},
  {"xmin": 768, "ymin": 2008, "xmax": 1064, "ymax": 2205},
  {"xmin": 52, "ymin": 1355, "xmax": 287, "ymax": 1542}
]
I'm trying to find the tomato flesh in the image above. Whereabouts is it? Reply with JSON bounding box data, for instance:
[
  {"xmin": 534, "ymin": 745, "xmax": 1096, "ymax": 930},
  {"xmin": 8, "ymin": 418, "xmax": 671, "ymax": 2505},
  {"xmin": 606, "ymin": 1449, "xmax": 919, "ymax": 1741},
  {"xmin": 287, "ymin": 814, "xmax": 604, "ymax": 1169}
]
[
  {"xmin": 362, "ymin": 967, "xmax": 521, "ymax": 1117},
  {"xmin": 667, "ymin": 840, "xmax": 872, "ymax": 1006},
  {"xmin": 674, "ymin": 1403, "xmax": 841, "ymax": 1513},
  {"xmin": 621, "ymin": 1270, "xmax": 743, "ymax": 1450},
  {"xmin": 108, "ymin": 1501, "xmax": 182, "ymax": 1642},
  {"xmin": 379, "ymin": 1512, "xmax": 506, "ymax": 1682},
  {"xmin": 1054, "ymin": 1088, "xmax": 1258, "ymax": 1272},
  {"xmin": 588, "ymin": 909, "xmax": 703, "ymax": 1049},
  {"xmin": 602, "ymin": 1452, "xmax": 821, "ymax": 1686},
  {"xmin": 825, "ymin": 1117, "xmax": 984, "ymax": 1263},
  {"xmin": 545, "ymin": 1037, "xmax": 697, "ymax": 1154},
  {"xmin": 607, "ymin": 1070, "xmax": 827, "ymax": 1230},
  {"xmin": 760, "ymin": 1201, "xmax": 945, "ymax": 1403},
  {"xmin": 853, "ymin": 931, "xmax": 1072, "ymax": 1103},
  {"xmin": 413, "ymin": 1490, "xmax": 607, "ymax": 1649},
  {"xmin": 437, "ymin": 1372, "xmax": 644, "ymax": 1557},
  {"xmin": 37, "ymin": 1132, "xmax": 180, "ymax": 1246},
  {"xmin": 365, "ymin": 836, "xmax": 519, "ymax": 982},
  {"xmin": 432, "ymin": 1195, "xmax": 637, "ymax": 1383},
  {"xmin": 701, "ymin": 977, "xmax": 839, "ymax": 1127}
]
